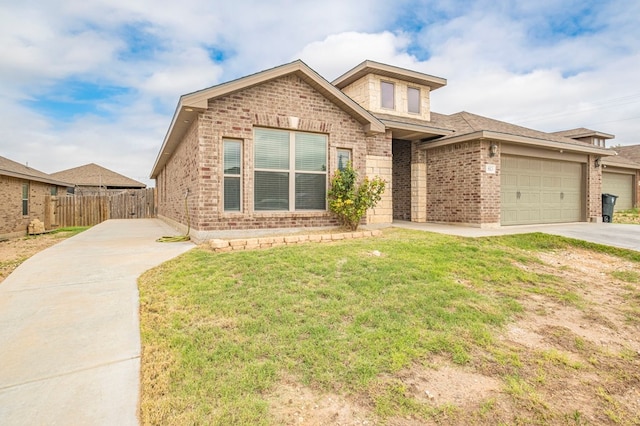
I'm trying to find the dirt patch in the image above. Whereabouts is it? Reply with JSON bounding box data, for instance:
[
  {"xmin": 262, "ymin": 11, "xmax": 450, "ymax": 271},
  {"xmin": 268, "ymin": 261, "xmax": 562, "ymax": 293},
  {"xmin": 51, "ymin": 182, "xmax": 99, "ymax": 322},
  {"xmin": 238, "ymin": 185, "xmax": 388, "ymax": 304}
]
[
  {"xmin": 0, "ymin": 232, "xmax": 75, "ymax": 284},
  {"xmin": 266, "ymin": 246, "xmax": 640, "ymax": 425},
  {"xmin": 268, "ymin": 376, "xmax": 374, "ymax": 426}
]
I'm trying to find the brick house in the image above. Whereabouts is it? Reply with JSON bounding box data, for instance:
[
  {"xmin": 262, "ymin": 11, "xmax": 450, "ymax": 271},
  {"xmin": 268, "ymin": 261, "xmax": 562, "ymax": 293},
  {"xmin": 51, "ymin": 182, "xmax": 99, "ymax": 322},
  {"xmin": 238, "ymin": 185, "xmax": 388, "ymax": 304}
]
[
  {"xmin": 51, "ymin": 163, "xmax": 146, "ymax": 195},
  {"xmin": 151, "ymin": 60, "xmax": 632, "ymax": 242},
  {"xmin": 600, "ymin": 143, "xmax": 640, "ymax": 211},
  {"xmin": 0, "ymin": 155, "xmax": 71, "ymax": 239}
]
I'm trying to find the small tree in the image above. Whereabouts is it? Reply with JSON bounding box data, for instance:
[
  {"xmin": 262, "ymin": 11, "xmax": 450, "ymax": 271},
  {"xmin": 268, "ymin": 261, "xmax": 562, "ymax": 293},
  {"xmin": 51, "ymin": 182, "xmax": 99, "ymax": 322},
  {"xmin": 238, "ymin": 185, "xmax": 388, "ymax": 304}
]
[{"xmin": 327, "ymin": 162, "xmax": 386, "ymax": 231}]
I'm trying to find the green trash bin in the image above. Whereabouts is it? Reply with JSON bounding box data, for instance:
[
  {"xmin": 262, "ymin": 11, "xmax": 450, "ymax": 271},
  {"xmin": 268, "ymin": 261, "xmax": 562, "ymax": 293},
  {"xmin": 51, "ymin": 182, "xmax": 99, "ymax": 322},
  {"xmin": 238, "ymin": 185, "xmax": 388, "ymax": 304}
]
[{"xmin": 602, "ymin": 193, "xmax": 618, "ymax": 223}]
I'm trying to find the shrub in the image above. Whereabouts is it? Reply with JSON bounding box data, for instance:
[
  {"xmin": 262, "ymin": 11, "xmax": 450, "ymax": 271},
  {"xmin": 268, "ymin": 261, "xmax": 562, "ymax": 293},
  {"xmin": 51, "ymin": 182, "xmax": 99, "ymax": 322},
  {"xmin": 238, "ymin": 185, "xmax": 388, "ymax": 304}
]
[{"xmin": 327, "ymin": 162, "xmax": 386, "ymax": 231}]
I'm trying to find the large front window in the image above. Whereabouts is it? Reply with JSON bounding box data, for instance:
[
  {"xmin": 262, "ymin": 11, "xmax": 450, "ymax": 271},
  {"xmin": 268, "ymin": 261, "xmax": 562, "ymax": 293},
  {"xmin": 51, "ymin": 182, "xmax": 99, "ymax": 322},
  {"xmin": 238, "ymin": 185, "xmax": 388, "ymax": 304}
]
[{"xmin": 254, "ymin": 128, "xmax": 327, "ymax": 211}]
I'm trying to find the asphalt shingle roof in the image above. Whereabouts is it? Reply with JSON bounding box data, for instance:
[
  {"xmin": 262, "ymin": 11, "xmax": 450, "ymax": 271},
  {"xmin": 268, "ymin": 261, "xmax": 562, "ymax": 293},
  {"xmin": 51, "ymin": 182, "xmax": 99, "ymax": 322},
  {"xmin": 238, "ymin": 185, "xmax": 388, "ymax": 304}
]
[
  {"xmin": 0, "ymin": 155, "xmax": 72, "ymax": 186},
  {"xmin": 51, "ymin": 163, "xmax": 146, "ymax": 188}
]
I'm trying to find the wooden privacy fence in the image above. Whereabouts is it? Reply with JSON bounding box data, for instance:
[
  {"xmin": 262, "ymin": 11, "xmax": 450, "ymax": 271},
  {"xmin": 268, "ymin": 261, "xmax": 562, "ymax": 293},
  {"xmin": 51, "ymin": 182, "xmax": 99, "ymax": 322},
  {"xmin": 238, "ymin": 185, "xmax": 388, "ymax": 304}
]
[{"xmin": 45, "ymin": 188, "xmax": 156, "ymax": 228}]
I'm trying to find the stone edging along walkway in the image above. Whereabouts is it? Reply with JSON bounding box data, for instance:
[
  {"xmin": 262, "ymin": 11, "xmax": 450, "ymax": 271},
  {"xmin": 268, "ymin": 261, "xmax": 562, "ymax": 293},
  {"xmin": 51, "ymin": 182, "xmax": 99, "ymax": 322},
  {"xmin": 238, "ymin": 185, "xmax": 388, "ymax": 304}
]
[{"xmin": 208, "ymin": 229, "xmax": 383, "ymax": 252}]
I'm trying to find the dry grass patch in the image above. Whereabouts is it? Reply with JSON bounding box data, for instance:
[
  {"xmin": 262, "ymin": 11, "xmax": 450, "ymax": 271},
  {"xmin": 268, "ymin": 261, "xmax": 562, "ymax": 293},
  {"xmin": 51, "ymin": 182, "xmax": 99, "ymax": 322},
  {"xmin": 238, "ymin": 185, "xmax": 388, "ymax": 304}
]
[{"xmin": 139, "ymin": 229, "xmax": 640, "ymax": 425}]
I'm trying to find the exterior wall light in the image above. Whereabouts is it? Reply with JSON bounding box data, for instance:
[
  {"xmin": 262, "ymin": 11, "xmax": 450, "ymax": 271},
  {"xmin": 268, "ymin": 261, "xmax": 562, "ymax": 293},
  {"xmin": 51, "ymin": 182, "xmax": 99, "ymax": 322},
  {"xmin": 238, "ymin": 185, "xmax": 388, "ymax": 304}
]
[
  {"xmin": 489, "ymin": 143, "xmax": 498, "ymax": 157},
  {"xmin": 594, "ymin": 157, "xmax": 601, "ymax": 168}
]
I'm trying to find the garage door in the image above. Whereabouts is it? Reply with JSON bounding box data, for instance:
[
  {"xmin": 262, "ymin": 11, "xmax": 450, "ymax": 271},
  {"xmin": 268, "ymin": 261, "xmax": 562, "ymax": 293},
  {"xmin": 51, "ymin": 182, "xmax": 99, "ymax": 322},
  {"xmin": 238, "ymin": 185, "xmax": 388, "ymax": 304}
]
[
  {"xmin": 602, "ymin": 172, "xmax": 633, "ymax": 211},
  {"xmin": 501, "ymin": 156, "xmax": 583, "ymax": 225}
]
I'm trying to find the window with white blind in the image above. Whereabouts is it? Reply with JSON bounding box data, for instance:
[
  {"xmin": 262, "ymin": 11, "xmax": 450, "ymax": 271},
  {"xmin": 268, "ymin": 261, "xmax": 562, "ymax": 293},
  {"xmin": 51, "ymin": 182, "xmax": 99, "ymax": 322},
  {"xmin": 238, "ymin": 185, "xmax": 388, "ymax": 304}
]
[
  {"xmin": 254, "ymin": 128, "xmax": 327, "ymax": 211},
  {"xmin": 223, "ymin": 139, "xmax": 242, "ymax": 211}
]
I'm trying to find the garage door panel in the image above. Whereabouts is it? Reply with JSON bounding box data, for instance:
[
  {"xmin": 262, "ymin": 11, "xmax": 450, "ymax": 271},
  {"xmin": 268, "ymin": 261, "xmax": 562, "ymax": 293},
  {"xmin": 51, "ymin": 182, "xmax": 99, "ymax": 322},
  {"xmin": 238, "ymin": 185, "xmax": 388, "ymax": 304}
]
[
  {"xmin": 602, "ymin": 173, "xmax": 633, "ymax": 211},
  {"xmin": 501, "ymin": 155, "xmax": 583, "ymax": 225}
]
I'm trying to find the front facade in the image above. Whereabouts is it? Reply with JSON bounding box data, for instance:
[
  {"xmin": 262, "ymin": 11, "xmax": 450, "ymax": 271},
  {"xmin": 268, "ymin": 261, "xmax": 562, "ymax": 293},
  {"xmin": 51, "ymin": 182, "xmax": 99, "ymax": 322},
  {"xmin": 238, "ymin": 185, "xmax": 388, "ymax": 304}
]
[
  {"xmin": 0, "ymin": 156, "xmax": 71, "ymax": 239},
  {"xmin": 152, "ymin": 60, "xmax": 631, "ymax": 241}
]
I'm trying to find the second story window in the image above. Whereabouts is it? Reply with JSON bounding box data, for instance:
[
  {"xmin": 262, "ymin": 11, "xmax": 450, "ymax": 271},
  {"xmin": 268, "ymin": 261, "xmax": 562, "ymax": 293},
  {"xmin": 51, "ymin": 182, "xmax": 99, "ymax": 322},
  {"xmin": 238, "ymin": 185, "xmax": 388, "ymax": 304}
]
[
  {"xmin": 408, "ymin": 87, "xmax": 420, "ymax": 113},
  {"xmin": 381, "ymin": 81, "xmax": 395, "ymax": 109}
]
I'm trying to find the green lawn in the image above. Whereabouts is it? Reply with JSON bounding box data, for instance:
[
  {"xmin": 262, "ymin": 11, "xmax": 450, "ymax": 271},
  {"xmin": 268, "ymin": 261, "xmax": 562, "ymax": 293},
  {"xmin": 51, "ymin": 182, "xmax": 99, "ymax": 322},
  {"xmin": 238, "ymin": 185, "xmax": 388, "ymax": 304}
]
[{"xmin": 139, "ymin": 228, "xmax": 640, "ymax": 425}]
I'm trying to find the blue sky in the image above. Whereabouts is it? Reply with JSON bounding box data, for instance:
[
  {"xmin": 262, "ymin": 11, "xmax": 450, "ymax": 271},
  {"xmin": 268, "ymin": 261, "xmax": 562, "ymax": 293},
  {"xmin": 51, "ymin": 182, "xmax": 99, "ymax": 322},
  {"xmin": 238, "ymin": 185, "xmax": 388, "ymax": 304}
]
[{"xmin": 1, "ymin": 0, "xmax": 639, "ymax": 186}]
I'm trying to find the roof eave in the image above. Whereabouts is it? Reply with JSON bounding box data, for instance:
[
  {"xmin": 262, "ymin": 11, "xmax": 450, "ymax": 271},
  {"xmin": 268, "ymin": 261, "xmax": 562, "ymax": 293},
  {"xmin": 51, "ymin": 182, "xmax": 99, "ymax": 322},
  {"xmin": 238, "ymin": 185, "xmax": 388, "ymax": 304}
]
[
  {"xmin": 418, "ymin": 131, "xmax": 614, "ymax": 155},
  {"xmin": 0, "ymin": 169, "xmax": 73, "ymax": 187},
  {"xmin": 332, "ymin": 60, "xmax": 447, "ymax": 90},
  {"xmin": 151, "ymin": 60, "xmax": 386, "ymax": 178}
]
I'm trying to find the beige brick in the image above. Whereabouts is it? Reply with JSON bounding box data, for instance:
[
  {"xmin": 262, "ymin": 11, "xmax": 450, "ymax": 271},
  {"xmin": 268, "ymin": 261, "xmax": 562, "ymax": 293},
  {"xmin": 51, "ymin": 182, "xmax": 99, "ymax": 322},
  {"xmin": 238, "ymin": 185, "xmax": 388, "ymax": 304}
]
[
  {"xmin": 229, "ymin": 239, "xmax": 246, "ymax": 247},
  {"xmin": 209, "ymin": 239, "xmax": 229, "ymax": 249}
]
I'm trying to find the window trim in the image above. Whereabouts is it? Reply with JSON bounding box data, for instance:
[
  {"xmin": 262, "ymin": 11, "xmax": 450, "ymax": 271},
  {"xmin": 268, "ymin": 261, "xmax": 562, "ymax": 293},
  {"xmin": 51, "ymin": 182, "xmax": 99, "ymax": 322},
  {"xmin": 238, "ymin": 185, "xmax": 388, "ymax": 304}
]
[
  {"xmin": 253, "ymin": 128, "xmax": 328, "ymax": 212},
  {"xmin": 380, "ymin": 81, "xmax": 395, "ymax": 110},
  {"xmin": 407, "ymin": 86, "xmax": 420, "ymax": 114},
  {"xmin": 223, "ymin": 138, "xmax": 243, "ymax": 212}
]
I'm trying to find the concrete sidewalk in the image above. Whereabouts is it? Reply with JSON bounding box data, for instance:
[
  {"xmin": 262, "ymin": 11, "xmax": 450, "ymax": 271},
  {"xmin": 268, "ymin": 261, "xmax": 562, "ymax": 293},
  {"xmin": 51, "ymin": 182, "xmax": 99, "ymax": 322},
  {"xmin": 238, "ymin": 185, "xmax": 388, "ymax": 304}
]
[
  {"xmin": 391, "ymin": 221, "xmax": 640, "ymax": 252},
  {"xmin": 0, "ymin": 219, "xmax": 193, "ymax": 425}
]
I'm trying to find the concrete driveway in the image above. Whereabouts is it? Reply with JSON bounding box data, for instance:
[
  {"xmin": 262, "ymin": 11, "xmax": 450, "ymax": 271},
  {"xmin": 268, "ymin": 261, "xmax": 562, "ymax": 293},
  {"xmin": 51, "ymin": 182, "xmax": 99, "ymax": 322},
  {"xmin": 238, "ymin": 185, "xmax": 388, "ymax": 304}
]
[
  {"xmin": 393, "ymin": 221, "xmax": 640, "ymax": 252},
  {"xmin": 0, "ymin": 219, "xmax": 193, "ymax": 426}
]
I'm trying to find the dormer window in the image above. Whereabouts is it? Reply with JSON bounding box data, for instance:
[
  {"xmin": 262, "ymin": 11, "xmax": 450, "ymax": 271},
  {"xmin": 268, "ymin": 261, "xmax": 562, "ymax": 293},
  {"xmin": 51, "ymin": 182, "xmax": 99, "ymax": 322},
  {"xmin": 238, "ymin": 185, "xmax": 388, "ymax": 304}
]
[
  {"xmin": 381, "ymin": 81, "xmax": 395, "ymax": 109},
  {"xmin": 408, "ymin": 87, "xmax": 420, "ymax": 114}
]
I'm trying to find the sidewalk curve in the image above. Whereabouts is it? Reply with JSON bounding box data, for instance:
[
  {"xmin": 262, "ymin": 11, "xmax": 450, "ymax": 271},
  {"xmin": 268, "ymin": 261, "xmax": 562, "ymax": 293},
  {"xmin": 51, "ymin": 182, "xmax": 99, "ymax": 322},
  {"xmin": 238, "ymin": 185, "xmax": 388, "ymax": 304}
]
[{"xmin": 0, "ymin": 219, "xmax": 193, "ymax": 425}]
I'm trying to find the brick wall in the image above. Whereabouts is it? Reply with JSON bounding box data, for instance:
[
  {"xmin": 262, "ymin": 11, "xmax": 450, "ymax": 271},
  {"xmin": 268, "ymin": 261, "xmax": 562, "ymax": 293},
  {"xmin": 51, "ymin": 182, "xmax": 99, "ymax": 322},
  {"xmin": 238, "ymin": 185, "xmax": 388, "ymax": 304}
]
[
  {"xmin": 636, "ymin": 170, "xmax": 640, "ymax": 209},
  {"xmin": 479, "ymin": 140, "xmax": 501, "ymax": 225},
  {"xmin": 157, "ymin": 119, "xmax": 200, "ymax": 228},
  {"xmin": 0, "ymin": 176, "xmax": 63, "ymax": 238},
  {"xmin": 392, "ymin": 140, "xmax": 411, "ymax": 220},
  {"xmin": 426, "ymin": 141, "xmax": 483, "ymax": 224},
  {"xmin": 158, "ymin": 74, "xmax": 391, "ymax": 236},
  {"xmin": 587, "ymin": 155, "xmax": 603, "ymax": 222}
]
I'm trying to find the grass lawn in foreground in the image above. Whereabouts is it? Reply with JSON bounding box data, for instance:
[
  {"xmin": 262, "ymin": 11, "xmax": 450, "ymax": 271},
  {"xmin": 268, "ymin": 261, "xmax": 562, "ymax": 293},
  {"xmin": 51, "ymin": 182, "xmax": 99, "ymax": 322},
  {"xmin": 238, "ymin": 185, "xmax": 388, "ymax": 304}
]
[{"xmin": 138, "ymin": 228, "xmax": 640, "ymax": 425}]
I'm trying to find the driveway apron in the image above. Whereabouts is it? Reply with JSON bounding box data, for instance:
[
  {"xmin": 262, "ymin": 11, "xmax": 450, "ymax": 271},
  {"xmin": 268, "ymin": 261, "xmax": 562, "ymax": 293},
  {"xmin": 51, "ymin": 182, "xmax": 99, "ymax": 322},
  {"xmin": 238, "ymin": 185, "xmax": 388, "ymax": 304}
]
[{"xmin": 0, "ymin": 219, "xmax": 193, "ymax": 425}]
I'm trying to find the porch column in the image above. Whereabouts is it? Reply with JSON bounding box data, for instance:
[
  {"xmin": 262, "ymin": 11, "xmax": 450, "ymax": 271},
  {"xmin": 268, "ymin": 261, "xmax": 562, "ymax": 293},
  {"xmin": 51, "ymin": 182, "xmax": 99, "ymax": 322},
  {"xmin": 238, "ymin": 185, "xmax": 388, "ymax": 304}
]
[
  {"xmin": 365, "ymin": 155, "xmax": 393, "ymax": 224},
  {"xmin": 411, "ymin": 145, "xmax": 427, "ymax": 222}
]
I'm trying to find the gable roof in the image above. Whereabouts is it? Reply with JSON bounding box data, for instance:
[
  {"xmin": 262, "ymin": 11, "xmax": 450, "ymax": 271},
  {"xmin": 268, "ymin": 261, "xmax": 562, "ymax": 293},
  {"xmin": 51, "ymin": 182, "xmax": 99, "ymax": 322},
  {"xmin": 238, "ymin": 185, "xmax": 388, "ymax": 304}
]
[
  {"xmin": 613, "ymin": 144, "xmax": 640, "ymax": 163},
  {"xmin": 552, "ymin": 128, "xmax": 615, "ymax": 140},
  {"xmin": 332, "ymin": 60, "xmax": 447, "ymax": 90},
  {"xmin": 419, "ymin": 111, "xmax": 612, "ymax": 155},
  {"xmin": 0, "ymin": 155, "xmax": 72, "ymax": 186},
  {"xmin": 151, "ymin": 60, "xmax": 386, "ymax": 178},
  {"xmin": 601, "ymin": 151, "xmax": 640, "ymax": 169},
  {"xmin": 51, "ymin": 163, "xmax": 146, "ymax": 188}
]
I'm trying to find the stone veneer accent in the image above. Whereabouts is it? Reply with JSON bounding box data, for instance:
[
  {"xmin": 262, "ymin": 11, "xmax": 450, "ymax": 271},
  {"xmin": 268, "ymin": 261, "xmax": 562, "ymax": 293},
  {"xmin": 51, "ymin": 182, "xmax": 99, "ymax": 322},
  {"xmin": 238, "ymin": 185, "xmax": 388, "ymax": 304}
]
[
  {"xmin": 365, "ymin": 155, "xmax": 393, "ymax": 224},
  {"xmin": 208, "ymin": 229, "xmax": 382, "ymax": 252},
  {"xmin": 340, "ymin": 74, "xmax": 432, "ymax": 121}
]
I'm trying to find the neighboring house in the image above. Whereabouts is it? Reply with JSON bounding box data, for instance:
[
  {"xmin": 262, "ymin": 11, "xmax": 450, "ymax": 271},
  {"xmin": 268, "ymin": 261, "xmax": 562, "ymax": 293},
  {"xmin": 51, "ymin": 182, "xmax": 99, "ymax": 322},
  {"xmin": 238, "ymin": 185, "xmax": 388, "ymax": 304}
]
[
  {"xmin": 51, "ymin": 163, "xmax": 146, "ymax": 195},
  {"xmin": 0, "ymin": 155, "xmax": 72, "ymax": 239},
  {"xmin": 151, "ymin": 59, "xmax": 625, "ymax": 242},
  {"xmin": 602, "ymin": 144, "xmax": 640, "ymax": 211}
]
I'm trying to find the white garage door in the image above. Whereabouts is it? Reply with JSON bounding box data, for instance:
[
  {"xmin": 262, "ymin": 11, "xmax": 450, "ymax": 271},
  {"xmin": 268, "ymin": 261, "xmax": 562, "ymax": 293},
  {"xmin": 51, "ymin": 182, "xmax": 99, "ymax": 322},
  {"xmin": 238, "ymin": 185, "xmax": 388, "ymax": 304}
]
[
  {"xmin": 602, "ymin": 172, "xmax": 633, "ymax": 211},
  {"xmin": 501, "ymin": 156, "xmax": 583, "ymax": 225}
]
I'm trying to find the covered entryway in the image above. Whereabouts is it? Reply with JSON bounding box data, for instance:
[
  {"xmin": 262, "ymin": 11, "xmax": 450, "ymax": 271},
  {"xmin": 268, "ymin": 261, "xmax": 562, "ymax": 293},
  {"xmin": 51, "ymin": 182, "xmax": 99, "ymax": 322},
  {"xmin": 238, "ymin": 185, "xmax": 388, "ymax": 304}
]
[
  {"xmin": 501, "ymin": 155, "xmax": 584, "ymax": 225},
  {"xmin": 602, "ymin": 172, "xmax": 634, "ymax": 211}
]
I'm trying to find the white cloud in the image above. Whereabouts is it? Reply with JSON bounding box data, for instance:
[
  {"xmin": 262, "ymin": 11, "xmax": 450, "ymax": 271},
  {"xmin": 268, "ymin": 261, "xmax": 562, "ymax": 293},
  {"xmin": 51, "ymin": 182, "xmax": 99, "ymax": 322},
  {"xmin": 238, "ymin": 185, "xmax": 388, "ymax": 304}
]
[
  {"xmin": 1, "ymin": 0, "xmax": 639, "ymax": 193},
  {"xmin": 295, "ymin": 31, "xmax": 418, "ymax": 80}
]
